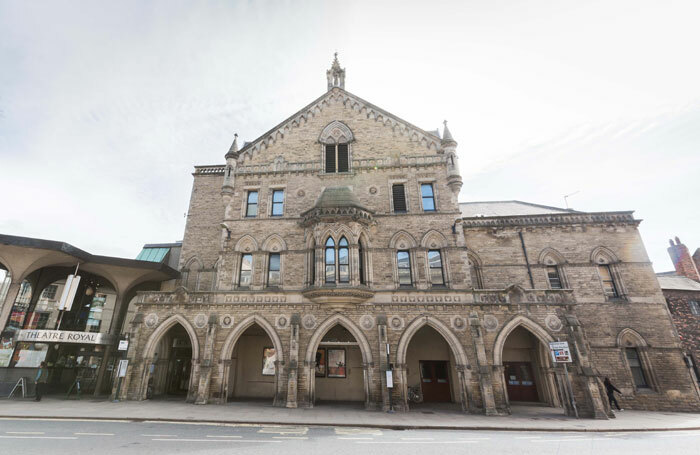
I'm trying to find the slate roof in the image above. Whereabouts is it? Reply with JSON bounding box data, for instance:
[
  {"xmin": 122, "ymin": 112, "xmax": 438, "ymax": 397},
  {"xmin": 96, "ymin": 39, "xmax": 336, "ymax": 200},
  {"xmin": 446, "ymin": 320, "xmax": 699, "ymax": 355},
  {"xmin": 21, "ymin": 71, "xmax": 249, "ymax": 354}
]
[
  {"xmin": 656, "ymin": 273, "xmax": 700, "ymax": 292},
  {"xmin": 314, "ymin": 186, "xmax": 368, "ymax": 210},
  {"xmin": 459, "ymin": 200, "xmax": 577, "ymax": 218}
]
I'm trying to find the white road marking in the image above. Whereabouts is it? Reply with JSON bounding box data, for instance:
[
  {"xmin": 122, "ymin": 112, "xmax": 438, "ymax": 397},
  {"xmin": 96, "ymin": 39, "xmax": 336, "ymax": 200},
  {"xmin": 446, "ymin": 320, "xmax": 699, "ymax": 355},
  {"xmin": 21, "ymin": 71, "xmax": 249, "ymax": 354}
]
[
  {"xmin": 337, "ymin": 437, "xmax": 374, "ymax": 440},
  {"xmin": 152, "ymin": 438, "xmax": 282, "ymax": 443},
  {"xmin": 74, "ymin": 432, "xmax": 115, "ymax": 436},
  {"xmin": 206, "ymin": 435, "xmax": 243, "ymax": 438},
  {"xmin": 357, "ymin": 440, "xmax": 478, "ymax": 444},
  {"xmin": 258, "ymin": 426, "xmax": 308, "ymax": 435},
  {"xmin": 273, "ymin": 436, "xmax": 309, "ymax": 440},
  {"xmin": 515, "ymin": 436, "xmax": 541, "ymax": 439},
  {"xmin": 457, "ymin": 437, "xmax": 491, "ymax": 440},
  {"xmin": 335, "ymin": 427, "xmax": 383, "ymax": 435},
  {"xmin": 400, "ymin": 437, "xmax": 434, "ymax": 440},
  {"xmin": 6, "ymin": 431, "xmax": 45, "ymax": 435},
  {"xmin": 658, "ymin": 433, "xmax": 700, "ymax": 438},
  {"xmin": 142, "ymin": 434, "xmax": 178, "ymax": 437},
  {"xmin": 532, "ymin": 438, "xmax": 587, "ymax": 442},
  {"xmin": 0, "ymin": 436, "xmax": 78, "ymax": 440}
]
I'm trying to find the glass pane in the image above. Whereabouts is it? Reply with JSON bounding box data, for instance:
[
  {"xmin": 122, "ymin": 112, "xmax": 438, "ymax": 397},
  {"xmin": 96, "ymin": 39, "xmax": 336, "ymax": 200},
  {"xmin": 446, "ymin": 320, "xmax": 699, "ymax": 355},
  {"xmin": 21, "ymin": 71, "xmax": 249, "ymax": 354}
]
[
  {"xmin": 269, "ymin": 254, "xmax": 280, "ymax": 271},
  {"xmin": 325, "ymin": 237, "xmax": 335, "ymax": 247},
  {"xmin": 337, "ymin": 144, "xmax": 349, "ymax": 172},
  {"xmin": 430, "ymin": 268, "xmax": 444, "ymax": 285},
  {"xmin": 397, "ymin": 251, "xmax": 410, "ymax": 268},
  {"xmin": 239, "ymin": 270, "xmax": 251, "ymax": 287},
  {"xmin": 325, "ymin": 145, "xmax": 336, "ymax": 173},
  {"xmin": 339, "ymin": 265, "xmax": 349, "ymax": 283},
  {"xmin": 398, "ymin": 268, "xmax": 412, "ymax": 285},
  {"xmin": 598, "ymin": 265, "xmax": 612, "ymax": 281},
  {"xmin": 325, "ymin": 248, "xmax": 335, "ymax": 264},
  {"xmin": 428, "ymin": 250, "xmax": 441, "ymax": 268},
  {"xmin": 339, "ymin": 237, "xmax": 348, "ymax": 246},
  {"xmin": 338, "ymin": 247, "xmax": 349, "ymax": 264},
  {"xmin": 422, "ymin": 197, "xmax": 435, "ymax": 211},
  {"xmin": 272, "ymin": 202, "xmax": 283, "ymax": 216},
  {"xmin": 247, "ymin": 191, "xmax": 258, "ymax": 203},
  {"xmin": 246, "ymin": 203, "xmax": 257, "ymax": 217},
  {"xmin": 434, "ymin": 362, "xmax": 448, "ymax": 381},
  {"xmin": 268, "ymin": 271, "xmax": 280, "ymax": 286},
  {"xmin": 631, "ymin": 367, "xmax": 649, "ymax": 388},
  {"xmin": 626, "ymin": 348, "xmax": 641, "ymax": 367},
  {"xmin": 272, "ymin": 190, "xmax": 284, "ymax": 202},
  {"xmin": 241, "ymin": 254, "xmax": 253, "ymax": 271},
  {"xmin": 420, "ymin": 183, "xmax": 434, "ymax": 197},
  {"xmin": 325, "ymin": 265, "xmax": 336, "ymax": 282}
]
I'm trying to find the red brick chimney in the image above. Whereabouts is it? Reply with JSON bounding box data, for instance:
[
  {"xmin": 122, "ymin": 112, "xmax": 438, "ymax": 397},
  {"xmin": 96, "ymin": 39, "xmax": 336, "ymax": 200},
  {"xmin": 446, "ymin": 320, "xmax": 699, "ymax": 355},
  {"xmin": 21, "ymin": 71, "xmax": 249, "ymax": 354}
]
[
  {"xmin": 694, "ymin": 248, "xmax": 700, "ymax": 275},
  {"xmin": 668, "ymin": 237, "xmax": 700, "ymax": 281}
]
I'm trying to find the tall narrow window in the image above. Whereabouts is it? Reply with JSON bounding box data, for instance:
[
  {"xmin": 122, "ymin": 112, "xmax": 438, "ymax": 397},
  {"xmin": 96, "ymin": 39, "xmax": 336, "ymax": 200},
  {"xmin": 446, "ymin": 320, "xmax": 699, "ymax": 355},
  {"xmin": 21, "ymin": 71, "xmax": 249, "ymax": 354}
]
[
  {"xmin": 468, "ymin": 257, "xmax": 483, "ymax": 289},
  {"xmin": 421, "ymin": 183, "xmax": 436, "ymax": 211},
  {"xmin": 626, "ymin": 348, "xmax": 649, "ymax": 388},
  {"xmin": 239, "ymin": 254, "xmax": 253, "ymax": 287},
  {"xmin": 358, "ymin": 242, "xmax": 366, "ymax": 285},
  {"xmin": 397, "ymin": 250, "xmax": 412, "ymax": 286},
  {"xmin": 392, "ymin": 184, "xmax": 407, "ymax": 213},
  {"xmin": 271, "ymin": 190, "xmax": 284, "ymax": 216},
  {"xmin": 268, "ymin": 253, "xmax": 280, "ymax": 287},
  {"xmin": 428, "ymin": 250, "xmax": 444, "ymax": 285},
  {"xmin": 598, "ymin": 265, "xmax": 619, "ymax": 298},
  {"xmin": 547, "ymin": 266, "xmax": 563, "ymax": 289},
  {"xmin": 325, "ymin": 144, "xmax": 350, "ymax": 173},
  {"xmin": 246, "ymin": 191, "xmax": 258, "ymax": 217},
  {"xmin": 689, "ymin": 301, "xmax": 700, "ymax": 316},
  {"xmin": 338, "ymin": 237, "xmax": 349, "ymax": 283},
  {"xmin": 310, "ymin": 247, "xmax": 316, "ymax": 286},
  {"xmin": 325, "ymin": 238, "xmax": 336, "ymax": 283}
]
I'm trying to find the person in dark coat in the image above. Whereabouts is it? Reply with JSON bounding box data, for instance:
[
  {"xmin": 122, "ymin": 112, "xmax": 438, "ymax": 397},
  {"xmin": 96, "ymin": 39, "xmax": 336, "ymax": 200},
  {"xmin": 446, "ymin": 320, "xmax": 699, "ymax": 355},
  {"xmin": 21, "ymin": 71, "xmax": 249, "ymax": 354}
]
[
  {"xmin": 35, "ymin": 361, "xmax": 49, "ymax": 401},
  {"xmin": 604, "ymin": 377, "xmax": 623, "ymax": 411}
]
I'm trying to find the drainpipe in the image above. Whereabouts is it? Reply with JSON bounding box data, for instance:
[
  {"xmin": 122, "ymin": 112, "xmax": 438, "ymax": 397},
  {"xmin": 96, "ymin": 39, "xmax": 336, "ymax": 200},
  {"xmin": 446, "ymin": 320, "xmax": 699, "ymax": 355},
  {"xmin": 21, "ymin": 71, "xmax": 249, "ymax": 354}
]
[{"xmin": 518, "ymin": 231, "xmax": 535, "ymax": 288}]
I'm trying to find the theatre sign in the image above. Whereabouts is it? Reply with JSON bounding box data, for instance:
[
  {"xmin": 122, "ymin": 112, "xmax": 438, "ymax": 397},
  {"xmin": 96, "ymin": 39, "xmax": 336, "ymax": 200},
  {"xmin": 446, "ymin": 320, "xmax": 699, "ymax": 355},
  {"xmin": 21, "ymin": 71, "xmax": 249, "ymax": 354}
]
[{"xmin": 17, "ymin": 329, "xmax": 115, "ymax": 345}]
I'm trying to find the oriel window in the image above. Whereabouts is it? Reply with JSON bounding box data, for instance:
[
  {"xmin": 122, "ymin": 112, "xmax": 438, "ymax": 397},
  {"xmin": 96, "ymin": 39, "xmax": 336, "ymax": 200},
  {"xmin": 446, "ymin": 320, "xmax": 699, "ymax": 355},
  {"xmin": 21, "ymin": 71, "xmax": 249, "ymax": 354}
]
[
  {"xmin": 268, "ymin": 253, "xmax": 281, "ymax": 287},
  {"xmin": 392, "ymin": 184, "xmax": 407, "ymax": 213},
  {"xmin": 397, "ymin": 250, "xmax": 412, "ymax": 286},
  {"xmin": 421, "ymin": 183, "xmax": 436, "ymax": 211},
  {"xmin": 239, "ymin": 254, "xmax": 253, "ymax": 287},
  {"xmin": 325, "ymin": 144, "xmax": 349, "ymax": 173},
  {"xmin": 271, "ymin": 190, "xmax": 284, "ymax": 216},
  {"xmin": 428, "ymin": 250, "xmax": 444, "ymax": 285},
  {"xmin": 246, "ymin": 191, "xmax": 258, "ymax": 217},
  {"xmin": 598, "ymin": 265, "xmax": 619, "ymax": 298},
  {"xmin": 547, "ymin": 266, "xmax": 563, "ymax": 289}
]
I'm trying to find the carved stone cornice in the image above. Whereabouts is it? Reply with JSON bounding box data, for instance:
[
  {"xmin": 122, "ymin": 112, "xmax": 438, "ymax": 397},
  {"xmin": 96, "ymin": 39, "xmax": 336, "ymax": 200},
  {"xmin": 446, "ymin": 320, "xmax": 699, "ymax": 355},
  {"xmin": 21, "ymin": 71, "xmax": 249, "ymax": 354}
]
[
  {"xmin": 461, "ymin": 211, "xmax": 639, "ymax": 228},
  {"xmin": 300, "ymin": 206, "xmax": 375, "ymax": 227},
  {"xmin": 301, "ymin": 286, "xmax": 375, "ymax": 308}
]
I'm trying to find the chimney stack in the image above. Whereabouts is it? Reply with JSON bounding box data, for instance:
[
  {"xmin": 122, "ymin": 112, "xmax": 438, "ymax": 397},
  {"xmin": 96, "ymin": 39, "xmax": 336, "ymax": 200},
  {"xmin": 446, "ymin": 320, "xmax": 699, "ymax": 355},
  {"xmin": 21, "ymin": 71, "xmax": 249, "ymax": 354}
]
[{"xmin": 667, "ymin": 237, "xmax": 700, "ymax": 281}]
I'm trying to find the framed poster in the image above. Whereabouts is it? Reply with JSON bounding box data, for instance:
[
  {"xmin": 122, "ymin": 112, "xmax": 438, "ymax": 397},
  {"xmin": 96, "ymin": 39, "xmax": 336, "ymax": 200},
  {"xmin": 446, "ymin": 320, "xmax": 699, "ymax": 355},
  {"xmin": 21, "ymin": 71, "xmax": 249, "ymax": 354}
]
[
  {"xmin": 262, "ymin": 347, "xmax": 276, "ymax": 376},
  {"xmin": 327, "ymin": 348, "xmax": 346, "ymax": 378},
  {"xmin": 315, "ymin": 348, "xmax": 326, "ymax": 377}
]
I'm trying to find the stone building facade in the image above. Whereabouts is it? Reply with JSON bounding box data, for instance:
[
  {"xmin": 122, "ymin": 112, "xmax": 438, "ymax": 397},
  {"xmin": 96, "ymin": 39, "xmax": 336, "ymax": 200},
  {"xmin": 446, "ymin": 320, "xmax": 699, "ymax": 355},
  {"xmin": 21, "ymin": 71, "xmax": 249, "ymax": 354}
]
[{"xmin": 117, "ymin": 57, "xmax": 700, "ymax": 417}]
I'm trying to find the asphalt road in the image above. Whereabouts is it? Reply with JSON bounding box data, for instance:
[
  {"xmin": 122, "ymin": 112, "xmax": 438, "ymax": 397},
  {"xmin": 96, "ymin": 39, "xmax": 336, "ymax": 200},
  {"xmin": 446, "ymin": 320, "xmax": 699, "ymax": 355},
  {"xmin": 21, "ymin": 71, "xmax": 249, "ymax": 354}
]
[{"xmin": 1, "ymin": 418, "xmax": 699, "ymax": 454}]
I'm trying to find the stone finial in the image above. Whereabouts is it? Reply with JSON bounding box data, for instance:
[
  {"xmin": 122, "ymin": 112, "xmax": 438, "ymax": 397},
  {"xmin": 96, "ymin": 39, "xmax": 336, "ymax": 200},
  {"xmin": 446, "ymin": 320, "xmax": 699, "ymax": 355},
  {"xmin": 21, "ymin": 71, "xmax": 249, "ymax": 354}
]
[
  {"xmin": 225, "ymin": 133, "xmax": 239, "ymax": 159},
  {"xmin": 326, "ymin": 52, "xmax": 346, "ymax": 91},
  {"xmin": 441, "ymin": 120, "xmax": 457, "ymax": 146}
]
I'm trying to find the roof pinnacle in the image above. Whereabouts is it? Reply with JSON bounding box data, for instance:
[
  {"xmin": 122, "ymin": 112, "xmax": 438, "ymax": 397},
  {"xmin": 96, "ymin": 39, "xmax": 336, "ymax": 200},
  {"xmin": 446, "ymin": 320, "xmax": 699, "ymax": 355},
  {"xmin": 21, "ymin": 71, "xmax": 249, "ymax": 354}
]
[
  {"xmin": 327, "ymin": 52, "xmax": 346, "ymax": 91},
  {"xmin": 442, "ymin": 120, "xmax": 457, "ymax": 146},
  {"xmin": 225, "ymin": 133, "xmax": 239, "ymax": 159}
]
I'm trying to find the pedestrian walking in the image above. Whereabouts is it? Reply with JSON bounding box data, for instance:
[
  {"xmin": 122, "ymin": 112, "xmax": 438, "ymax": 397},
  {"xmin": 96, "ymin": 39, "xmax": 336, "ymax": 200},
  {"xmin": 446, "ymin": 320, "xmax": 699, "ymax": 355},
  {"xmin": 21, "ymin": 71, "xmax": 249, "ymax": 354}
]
[
  {"xmin": 35, "ymin": 361, "xmax": 49, "ymax": 401},
  {"xmin": 604, "ymin": 377, "xmax": 623, "ymax": 411}
]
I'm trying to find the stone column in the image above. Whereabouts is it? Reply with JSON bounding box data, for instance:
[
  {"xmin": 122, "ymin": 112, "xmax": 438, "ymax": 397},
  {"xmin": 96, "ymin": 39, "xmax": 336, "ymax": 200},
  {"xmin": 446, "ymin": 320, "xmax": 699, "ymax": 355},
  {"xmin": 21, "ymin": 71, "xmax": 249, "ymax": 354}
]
[
  {"xmin": 195, "ymin": 314, "xmax": 219, "ymax": 404},
  {"xmin": 350, "ymin": 244, "xmax": 360, "ymax": 287},
  {"xmin": 376, "ymin": 315, "xmax": 394, "ymax": 411},
  {"xmin": 0, "ymin": 282, "xmax": 22, "ymax": 333},
  {"xmin": 468, "ymin": 312, "xmax": 498, "ymax": 415},
  {"xmin": 286, "ymin": 314, "xmax": 300, "ymax": 408}
]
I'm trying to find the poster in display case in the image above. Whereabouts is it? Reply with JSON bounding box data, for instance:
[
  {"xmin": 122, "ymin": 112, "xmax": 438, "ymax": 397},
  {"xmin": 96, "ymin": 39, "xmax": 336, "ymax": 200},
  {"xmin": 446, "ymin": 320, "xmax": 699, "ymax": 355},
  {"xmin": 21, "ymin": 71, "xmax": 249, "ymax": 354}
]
[{"xmin": 327, "ymin": 348, "xmax": 346, "ymax": 378}]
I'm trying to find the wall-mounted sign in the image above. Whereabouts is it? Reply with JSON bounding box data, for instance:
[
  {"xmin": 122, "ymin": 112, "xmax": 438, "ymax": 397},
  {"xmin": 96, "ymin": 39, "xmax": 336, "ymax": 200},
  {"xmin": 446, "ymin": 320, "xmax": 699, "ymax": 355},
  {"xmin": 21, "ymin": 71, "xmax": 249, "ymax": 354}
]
[
  {"xmin": 386, "ymin": 370, "xmax": 394, "ymax": 388},
  {"xmin": 549, "ymin": 341, "xmax": 572, "ymax": 363},
  {"xmin": 118, "ymin": 340, "xmax": 129, "ymax": 351},
  {"xmin": 117, "ymin": 359, "xmax": 129, "ymax": 378},
  {"xmin": 17, "ymin": 329, "xmax": 114, "ymax": 345}
]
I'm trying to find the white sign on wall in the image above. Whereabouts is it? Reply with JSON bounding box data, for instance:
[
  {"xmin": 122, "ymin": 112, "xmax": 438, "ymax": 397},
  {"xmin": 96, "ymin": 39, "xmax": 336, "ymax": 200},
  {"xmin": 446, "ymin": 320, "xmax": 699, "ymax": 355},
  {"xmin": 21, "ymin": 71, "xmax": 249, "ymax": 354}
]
[
  {"xmin": 117, "ymin": 360, "xmax": 129, "ymax": 378},
  {"xmin": 17, "ymin": 329, "xmax": 114, "ymax": 345},
  {"xmin": 549, "ymin": 341, "xmax": 572, "ymax": 363},
  {"xmin": 386, "ymin": 370, "xmax": 394, "ymax": 388},
  {"xmin": 118, "ymin": 340, "xmax": 129, "ymax": 351}
]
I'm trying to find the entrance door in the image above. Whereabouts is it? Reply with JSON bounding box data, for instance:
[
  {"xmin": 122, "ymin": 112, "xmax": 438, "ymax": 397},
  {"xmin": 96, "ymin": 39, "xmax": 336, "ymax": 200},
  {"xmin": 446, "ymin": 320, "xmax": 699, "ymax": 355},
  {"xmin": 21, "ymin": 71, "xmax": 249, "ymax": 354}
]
[
  {"xmin": 504, "ymin": 362, "xmax": 539, "ymax": 402},
  {"xmin": 167, "ymin": 347, "xmax": 192, "ymax": 395},
  {"xmin": 419, "ymin": 360, "xmax": 451, "ymax": 402}
]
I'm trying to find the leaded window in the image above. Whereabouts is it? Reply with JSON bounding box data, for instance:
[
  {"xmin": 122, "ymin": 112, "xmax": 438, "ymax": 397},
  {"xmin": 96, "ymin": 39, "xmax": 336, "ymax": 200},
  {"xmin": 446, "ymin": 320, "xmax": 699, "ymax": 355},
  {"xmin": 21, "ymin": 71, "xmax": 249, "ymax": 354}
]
[
  {"xmin": 268, "ymin": 253, "xmax": 280, "ymax": 287},
  {"xmin": 626, "ymin": 348, "xmax": 650, "ymax": 388},
  {"xmin": 598, "ymin": 264, "xmax": 619, "ymax": 298},
  {"xmin": 325, "ymin": 238, "xmax": 336, "ymax": 283},
  {"xmin": 421, "ymin": 183, "xmax": 436, "ymax": 211},
  {"xmin": 325, "ymin": 144, "xmax": 349, "ymax": 173},
  {"xmin": 397, "ymin": 250, "xmax": 412, "ymax": 286},
  {"xmin": 428, "ymin": 250, "xmax": 444, "ymax": 285},
  {"xmin": 271, "ymin": 190, "xmax": 284, "ymax": 216},
  {"xmin": 547, "ymin": 266, "xmax": 563, "ymax": 289},
  {"xmin": 239, "ymin": 254, "xmax": 253, "ymax": 287}
]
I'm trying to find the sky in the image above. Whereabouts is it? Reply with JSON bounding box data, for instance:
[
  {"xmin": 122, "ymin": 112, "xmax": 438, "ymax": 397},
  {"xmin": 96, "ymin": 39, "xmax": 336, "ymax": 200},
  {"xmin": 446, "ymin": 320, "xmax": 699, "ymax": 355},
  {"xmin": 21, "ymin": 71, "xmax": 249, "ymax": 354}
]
[{"xmin": 0, "ymin": 0, "xmax": 698, "ymax": 272}]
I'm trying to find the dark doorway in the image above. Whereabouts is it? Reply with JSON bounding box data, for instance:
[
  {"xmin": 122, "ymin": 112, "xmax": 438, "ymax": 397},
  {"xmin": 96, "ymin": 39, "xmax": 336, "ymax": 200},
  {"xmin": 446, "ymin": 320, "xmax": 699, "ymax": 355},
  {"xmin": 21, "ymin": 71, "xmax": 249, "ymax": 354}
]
[
  {"xmin": 504, "ymin": 361, "xmax": 539, "ymax": 402},
  {"xmin": 166, "ymin": 342, "xmax": 192, "ymax": 395},
  {"xmin": 419, "ymin": 360, "xmax": 451, "ymax": 402}
]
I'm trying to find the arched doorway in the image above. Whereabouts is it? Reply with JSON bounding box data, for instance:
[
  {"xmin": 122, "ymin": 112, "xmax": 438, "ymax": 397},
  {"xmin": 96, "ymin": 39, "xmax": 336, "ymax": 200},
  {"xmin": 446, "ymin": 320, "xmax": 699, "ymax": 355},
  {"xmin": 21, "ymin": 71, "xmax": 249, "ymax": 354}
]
[
  {"xmin": 305, "ymin": 315, "xmax": 373, "ymax": 409},
  {"xmin": 494, "ymin": 318, "xmax": 563, "ymax": 409},
  {"xmin": 227, "ymin": 323, "xmax": 277, "ymax": 402},
  {"xmin": 149, "ymin": 323, "xmax": 195, "ymax": 399},
  {"xmin": 405, "ymin": 326, "xmax": 460, "ymax": 406}
]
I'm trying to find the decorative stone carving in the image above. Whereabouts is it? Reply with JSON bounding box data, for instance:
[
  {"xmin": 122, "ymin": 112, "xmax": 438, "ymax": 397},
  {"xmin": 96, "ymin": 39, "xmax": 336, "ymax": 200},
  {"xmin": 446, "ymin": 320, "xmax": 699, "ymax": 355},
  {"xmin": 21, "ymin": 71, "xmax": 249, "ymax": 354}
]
[
  {"xmin": 144, "ymin": 313, "xmax": 159, "ymax": 329},
  {"xmin": 194, "ymin": 313, "xmax": 208, "ymax": 329},
  {"xmin": 368, "ymin": 186, "xmax": 378, "ymax": 195},
  {"xmin": 545, "ymin": 314, "xmax": 563, "ymax": 332},
  {"xmin": 360, "ymin": 315, "xmax": 375, "ymax": 330},
  {"xmin": 276, "ymin": 315, "xmax": 290, "ymax": 329},
  {"xmin": 297, "ymin": 189, "xmax": 305, "ymax": 197},
  {"xmin": 388, "ymin": 316, "xmax": 404, "ymax": 330},
  {"xmin": 302, "ymin": 314, "xmax": 317, "ymax": 330},
  {"xmin": 483, "ymin": 315, "xmax": 499, "ymax": 332},
  {"xmin": 220, "ymin": 314, "xmax": 234, "ymax": 328},
  {"xmin": 451, "ymin": 316, "xmax": 466, "ymax": 331}
]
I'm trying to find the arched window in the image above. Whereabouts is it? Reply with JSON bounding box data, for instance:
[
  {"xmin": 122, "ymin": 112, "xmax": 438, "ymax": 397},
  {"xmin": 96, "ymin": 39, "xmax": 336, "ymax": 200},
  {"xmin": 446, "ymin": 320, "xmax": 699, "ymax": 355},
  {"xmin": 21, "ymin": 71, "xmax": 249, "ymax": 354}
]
[
  {"xmin": 338, "ymin": 237, "xmax": 349, "ymax": 283},
  {"xmin": 468, "ymin": 254, "xmax": 483, "ymax": 289},
  {"xmin": 358, "ymin": 241, "xmax": 366, "ymax": 285},
  {"xmin": 325, "ymin": 238, "xmax": 336, "ymax": 283}
]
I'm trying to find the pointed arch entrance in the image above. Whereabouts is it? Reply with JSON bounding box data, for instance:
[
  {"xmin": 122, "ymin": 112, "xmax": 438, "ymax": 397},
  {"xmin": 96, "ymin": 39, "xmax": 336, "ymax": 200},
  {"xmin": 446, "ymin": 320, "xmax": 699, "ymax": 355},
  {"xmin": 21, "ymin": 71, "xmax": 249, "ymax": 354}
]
[
  {"xmin": 219, "ymin": 315, "xmax": 285, "ymax": 406},
  {"xmin": 304, "ymin": 314, "xmax": 374, "ymax": 409},
  {"xmin": 493, "ymin": 316, "xmax": 563, "ymax": 409},
  {"xmin": 141, "ymin": 315, "xmax": 199, "ymax": 401},
  {"xmin": 396, "ymin": 316, "xmax": 471, "ymax": 411}
]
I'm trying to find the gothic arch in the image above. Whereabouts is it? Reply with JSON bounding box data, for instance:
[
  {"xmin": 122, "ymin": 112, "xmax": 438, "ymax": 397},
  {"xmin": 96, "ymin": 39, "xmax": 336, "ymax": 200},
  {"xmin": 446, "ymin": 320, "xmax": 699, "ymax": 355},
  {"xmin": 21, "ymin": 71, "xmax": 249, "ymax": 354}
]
[
  {"xmin": 358, "ymin": 230, "xmax": 372, "ymax": 248},
  {"xmin": 235, "ymin": 235, "xmax": 258, "ymax": 253},
  {"xmin": 142, "ymin": 314, "xmax": 200, "ymax": 362},
  {"xmin": 262, "ymin": 234, "xmax": 287, "ymax": 252},
  {"xmin": 0, "ymin": 253, "xmax": 15, "ymax": 281},
  {"xmin": 493, "ymin": 315, "xmax": 554, "ymax": 366},
  {"xmin": 590, "ymin": 246, "xmax": 619, "ymax": 264},
  {"xmin": 389, "ymin": 230, "xmax": 417, "ymax": 249},
  {"xmin": 319, "ymin": 120, "xmax": 354, "ymax": 144},
  {"xmin": 420, "ymin": 230, "xmax": 448, "ymax": 249},
  {"xmin": 220, "ymin": 314, "xmax": 284, "ymax": 362},
  {"xmin": 538, "ymin": 247, "xmax": 567, "ymax": 265},
  {"xmin": 396, "ymin": 316, "xmax": 469, "ymax": 367},
  {"xmin": 317, "ymin": 225, "xmax": 356, "ymax": 245},
  {"xmin": 183, "ymin": 256, "xmax": 203, "ymax": 270},
  {"xmin": 617, "ymin": 328, "xmax": 649, "ymax": 348}
]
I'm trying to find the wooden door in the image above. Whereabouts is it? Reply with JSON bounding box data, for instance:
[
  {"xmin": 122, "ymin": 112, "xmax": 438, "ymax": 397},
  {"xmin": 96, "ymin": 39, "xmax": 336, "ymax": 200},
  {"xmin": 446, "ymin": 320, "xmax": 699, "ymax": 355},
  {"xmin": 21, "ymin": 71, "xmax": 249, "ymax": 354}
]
[
  {"xmin": 504, "ymin": 362, "xmax": 539, "ymax": 402},
  {"xmin": 419, "ymin": 360, "xmax": 452, "ymax": 402}
]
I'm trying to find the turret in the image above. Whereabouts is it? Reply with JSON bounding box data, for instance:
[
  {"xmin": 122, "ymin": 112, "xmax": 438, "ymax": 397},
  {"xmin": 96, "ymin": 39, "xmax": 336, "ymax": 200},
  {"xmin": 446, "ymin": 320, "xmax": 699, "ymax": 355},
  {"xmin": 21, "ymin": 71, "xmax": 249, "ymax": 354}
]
[
  {"xmin": 326, "ymin": 52, "xmax": 346, "ymax": 91},
  {"xmin": 442, "ymin": 120, "xmax": 463, "ymax": 198},
  {"xmin": 221, "ymin": 133, "xmax": 238, "ymax": 204}
]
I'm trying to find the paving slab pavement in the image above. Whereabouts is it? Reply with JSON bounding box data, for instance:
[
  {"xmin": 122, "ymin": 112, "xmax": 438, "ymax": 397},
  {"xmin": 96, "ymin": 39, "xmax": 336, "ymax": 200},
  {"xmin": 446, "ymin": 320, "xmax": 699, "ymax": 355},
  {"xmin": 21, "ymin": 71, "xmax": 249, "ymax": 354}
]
[{"xmin": 1, "ymin": 397, "xmax": 700, "ymax": 432}]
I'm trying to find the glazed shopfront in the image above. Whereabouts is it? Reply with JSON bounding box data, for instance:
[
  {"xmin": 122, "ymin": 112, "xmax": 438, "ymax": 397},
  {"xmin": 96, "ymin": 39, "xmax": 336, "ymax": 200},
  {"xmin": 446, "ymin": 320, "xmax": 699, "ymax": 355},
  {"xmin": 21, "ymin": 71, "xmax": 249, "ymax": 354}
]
[{"xmin": 0, "ymin": 234, "xmax": 178, "ymax": 397}]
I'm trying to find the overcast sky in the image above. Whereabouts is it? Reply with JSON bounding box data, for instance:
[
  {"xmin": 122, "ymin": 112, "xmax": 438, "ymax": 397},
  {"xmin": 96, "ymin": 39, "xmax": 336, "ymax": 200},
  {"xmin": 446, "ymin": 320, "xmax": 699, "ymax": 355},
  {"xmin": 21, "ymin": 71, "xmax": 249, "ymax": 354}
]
[{"xmin": 1, "ymin": 0, "xmax": 698, "ymax": 272}]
